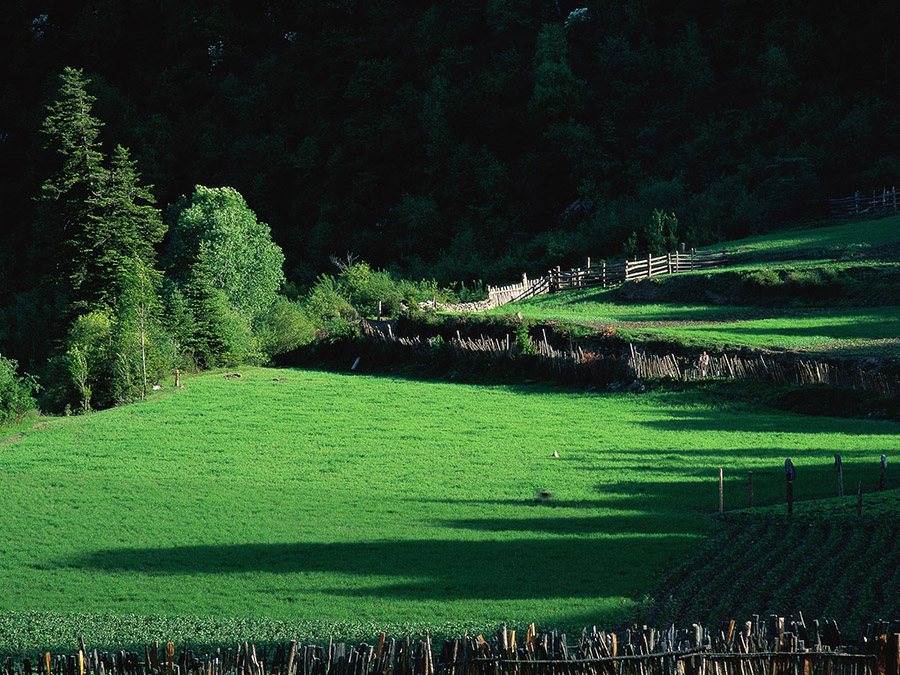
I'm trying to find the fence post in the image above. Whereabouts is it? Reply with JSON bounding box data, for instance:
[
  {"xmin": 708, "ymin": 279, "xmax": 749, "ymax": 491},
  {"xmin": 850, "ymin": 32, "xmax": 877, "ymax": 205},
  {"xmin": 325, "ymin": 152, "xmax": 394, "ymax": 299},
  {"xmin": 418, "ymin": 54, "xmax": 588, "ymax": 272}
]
[
  {"xmin": 835, "ymin": 454, "xmax": 843, "ymax": 497},
  {"xmin": 522, "ymin": 272, "xmax": 528, "ymax": 291},
  {"xmin": 586, "ymin": 257, "xmax": 591, "ymax": 270},
  {"xmin": 748, "ymin": 471, "xmax": 754, "ymax": 507},
  {"xmin": 556, "ymin": 266, "xmax": 562, "ymax": 291},
  {"xmin": 691, "ymin": 247, "xmax": 696, "ymax": 271},
  {"xmin": 719, "ymin": 468, "xmax": 724, "ymax": 514},
  {"xmin": 785, "ymin": 458, "xmax": 795, "ymax": 516},
  {"xmin": 667, "ymin": 252, "xmax": 672, "ymax": 275},
  {"xmin": 647, "ymin": 252, "xmax": 652, "ymax": 278},
  {"xmin": 880, "ymin": 454, "xmax": 887, "ymax": 492},
  {"xmin": 602, "ymin": 261, "xmax": 606, "ymax": 288}
]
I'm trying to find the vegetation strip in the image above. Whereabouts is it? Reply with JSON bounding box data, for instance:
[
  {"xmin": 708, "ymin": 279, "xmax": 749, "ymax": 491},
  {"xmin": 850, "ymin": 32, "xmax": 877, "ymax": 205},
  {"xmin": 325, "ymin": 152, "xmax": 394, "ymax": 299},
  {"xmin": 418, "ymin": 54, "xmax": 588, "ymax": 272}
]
[{"xmin": 5, "ymin": 617, "xmax": 893, "ymax": 675}]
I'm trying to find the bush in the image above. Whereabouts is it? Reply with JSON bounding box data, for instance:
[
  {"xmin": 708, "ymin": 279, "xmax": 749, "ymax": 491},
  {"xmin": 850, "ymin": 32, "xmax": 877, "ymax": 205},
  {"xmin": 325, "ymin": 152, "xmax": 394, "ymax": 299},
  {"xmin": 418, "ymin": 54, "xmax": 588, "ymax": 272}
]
[
  {"xmin": 339, "ymin": 263, "xmax": 404, "ymax": 316},
  {"xmin": 0, "ymin": 354, "xmax": 39, "ymax": 426},
  {"xmin": 516, "ymin": 324, "xmax": 536, "ymax": 356},
  {"xmin": 255, "ymin": 296, "xmax": 316, "ymax": 359}
]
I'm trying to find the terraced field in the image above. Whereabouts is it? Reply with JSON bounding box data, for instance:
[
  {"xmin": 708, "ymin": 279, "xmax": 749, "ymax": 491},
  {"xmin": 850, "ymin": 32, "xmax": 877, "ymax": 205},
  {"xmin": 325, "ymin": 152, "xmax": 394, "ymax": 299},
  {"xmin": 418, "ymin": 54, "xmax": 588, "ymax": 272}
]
[
  {"xmin": 486, "ymin": 216, "xmax": 900, "ymax": 357},
  {"xmin": 651, "ymin": 494, "xmax": 900, "ymax": 630}
]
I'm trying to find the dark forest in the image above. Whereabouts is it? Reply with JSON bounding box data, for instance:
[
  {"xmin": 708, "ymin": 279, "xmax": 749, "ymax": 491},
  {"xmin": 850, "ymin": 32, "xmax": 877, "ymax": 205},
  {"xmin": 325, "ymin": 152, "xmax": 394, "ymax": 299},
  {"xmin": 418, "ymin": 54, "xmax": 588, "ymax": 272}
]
[{"xmin": 2, "ymin": 0, "xmax": 899, "ymax": 411}]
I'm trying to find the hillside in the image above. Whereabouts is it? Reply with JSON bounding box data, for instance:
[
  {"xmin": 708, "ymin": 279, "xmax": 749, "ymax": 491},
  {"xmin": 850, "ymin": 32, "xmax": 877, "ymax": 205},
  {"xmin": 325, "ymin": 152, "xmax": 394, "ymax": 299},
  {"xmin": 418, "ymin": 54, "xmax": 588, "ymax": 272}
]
[
  {"xmin": 2, "ymin": 366, "xmax": 897, "ymax": 655},
  {"xmin": 485, "ymin": 216, "xmax": 900, "ymax": 358},
  {"xmin": 4, "ymin": 2, "xmax": 900, "ymax": 291}
]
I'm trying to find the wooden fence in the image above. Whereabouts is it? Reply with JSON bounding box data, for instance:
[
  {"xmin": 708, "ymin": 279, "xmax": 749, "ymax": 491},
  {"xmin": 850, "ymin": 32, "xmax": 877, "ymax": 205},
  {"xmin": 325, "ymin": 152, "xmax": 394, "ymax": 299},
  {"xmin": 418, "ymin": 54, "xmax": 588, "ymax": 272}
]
[
  {"xmin": 8, "ymin": 617, "xmax": 896, "ymax": 675},
  {"xmin": 477, "ymin": 250, "xmax": 728, "ymax": 311},
  {"xmin": 828, "ymin": 187, "xmax": 900, "ymax": 219},
  {"xmin": 360, "ymin": 323, "xmax": 900, "ymax": 396}
]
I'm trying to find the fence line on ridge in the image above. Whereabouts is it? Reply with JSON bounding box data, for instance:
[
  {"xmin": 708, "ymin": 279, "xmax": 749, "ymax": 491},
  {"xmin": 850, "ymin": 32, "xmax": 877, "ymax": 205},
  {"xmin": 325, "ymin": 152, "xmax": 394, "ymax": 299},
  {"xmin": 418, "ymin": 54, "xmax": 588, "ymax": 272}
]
[
  {"xmin": 438, "ymin": 249, "xmax": 729, "ymax": 313},
  {"xmin": 828, "ymin": 186, "xmax": 900, "ymax": 219}
]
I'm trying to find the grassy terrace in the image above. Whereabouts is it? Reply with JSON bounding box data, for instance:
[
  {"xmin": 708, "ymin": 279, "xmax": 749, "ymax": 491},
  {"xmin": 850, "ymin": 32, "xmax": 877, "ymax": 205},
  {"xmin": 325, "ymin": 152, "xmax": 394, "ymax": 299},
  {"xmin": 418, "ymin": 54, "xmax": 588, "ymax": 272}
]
[
  {"xmin": 486, "ymin": 217, "xmax": 900, "ymax": 356},
  {"xmin": 703, "ymin": 214, "xmax": 900, "ymax": 262},
  {"xmin": 2, "ymin": 367, "xmax": 898, "ymax": 654}
]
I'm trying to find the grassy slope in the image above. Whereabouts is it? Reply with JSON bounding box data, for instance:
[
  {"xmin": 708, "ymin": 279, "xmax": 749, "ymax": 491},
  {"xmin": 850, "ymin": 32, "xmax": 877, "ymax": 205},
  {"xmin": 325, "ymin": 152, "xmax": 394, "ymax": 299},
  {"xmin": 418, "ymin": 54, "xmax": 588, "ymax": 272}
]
[
  {"xmin": 486, "ymin": 216, "xmax": 900, "ymax": 355},
  {"xmin": 1, "ymin": 367, "xmax": 898, "ymax": 654}
]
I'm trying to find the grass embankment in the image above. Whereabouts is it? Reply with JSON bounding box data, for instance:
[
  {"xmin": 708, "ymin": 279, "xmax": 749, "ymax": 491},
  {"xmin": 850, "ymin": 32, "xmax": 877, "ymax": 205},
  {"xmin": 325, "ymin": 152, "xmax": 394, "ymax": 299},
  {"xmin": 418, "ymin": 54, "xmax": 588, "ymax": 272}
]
[
  {"xmin": 1, "ymin": 367, "xmax": 898, "ymax": 655},
  {"xmin": 486, "ymin": 216, "xmax": 900, "ymax": 357},
  {"xmin": 651, "ymin": 491, "xmax": 900, "ymax": 632}
]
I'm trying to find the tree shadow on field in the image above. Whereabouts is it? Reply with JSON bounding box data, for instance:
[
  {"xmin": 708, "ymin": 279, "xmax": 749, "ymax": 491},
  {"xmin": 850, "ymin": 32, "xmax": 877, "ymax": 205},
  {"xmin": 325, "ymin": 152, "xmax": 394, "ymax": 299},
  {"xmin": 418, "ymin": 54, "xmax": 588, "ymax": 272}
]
[
  {"xmin": 65, "ymin": 535, "xmax": 692, "ymax": 601},
  {"xmin": 637, "ymin": 408, "xmax": 900, "ymax": 435},
  {"xmin": 439, "ymin": 514, "xmax": 690, "ymax": 536}
]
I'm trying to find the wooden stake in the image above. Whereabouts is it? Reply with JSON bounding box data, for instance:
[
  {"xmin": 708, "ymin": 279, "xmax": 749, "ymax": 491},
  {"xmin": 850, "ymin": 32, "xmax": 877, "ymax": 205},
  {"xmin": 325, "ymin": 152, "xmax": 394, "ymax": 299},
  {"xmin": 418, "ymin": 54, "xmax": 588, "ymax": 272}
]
[
  {"xmin": 719, "ymin": 468, "xmax": 724, "ymax": 514},
  {"xmin": 835, "ymin": 455, "xmax": 843, "ymax": 498},
  {"xmin": 748, "ymin": 471, "xmax": 754, "ymax": 508}
]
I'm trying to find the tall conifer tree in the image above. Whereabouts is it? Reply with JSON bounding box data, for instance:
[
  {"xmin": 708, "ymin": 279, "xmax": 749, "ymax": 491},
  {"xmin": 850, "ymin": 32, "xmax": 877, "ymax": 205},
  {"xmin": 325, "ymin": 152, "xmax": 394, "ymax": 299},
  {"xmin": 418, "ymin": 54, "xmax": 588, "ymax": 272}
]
[{"xmin": 38, "ymin": 67, "xmax": 106, "ymax": 301}]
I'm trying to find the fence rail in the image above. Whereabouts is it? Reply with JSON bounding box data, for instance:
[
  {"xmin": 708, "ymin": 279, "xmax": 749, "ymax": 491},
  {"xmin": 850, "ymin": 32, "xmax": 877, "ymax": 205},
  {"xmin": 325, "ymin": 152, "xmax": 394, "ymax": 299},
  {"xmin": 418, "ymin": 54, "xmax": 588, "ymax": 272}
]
[
  {"xmin": 7, "ymin": 617, "xmax": 896, "ymax": 675},
  {"xmin": 470, "ymin": 250, "xmax": 728, "ymax": 312},
  {"xmin": 828, "ymin": 187, "xmax": 900, "ymax": 219}
]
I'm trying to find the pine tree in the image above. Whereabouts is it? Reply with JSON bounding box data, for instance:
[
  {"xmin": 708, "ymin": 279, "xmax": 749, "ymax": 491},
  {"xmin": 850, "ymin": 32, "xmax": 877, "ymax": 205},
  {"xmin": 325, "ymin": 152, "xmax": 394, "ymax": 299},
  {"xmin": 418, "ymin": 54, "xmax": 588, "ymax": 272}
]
[
  {"xmin": 37, "ymin": 67, "xmax": 106, "ymax": 297},
  {"xmin": 82, "ymin": 145, "xmax": 166, "ymax": 312}
]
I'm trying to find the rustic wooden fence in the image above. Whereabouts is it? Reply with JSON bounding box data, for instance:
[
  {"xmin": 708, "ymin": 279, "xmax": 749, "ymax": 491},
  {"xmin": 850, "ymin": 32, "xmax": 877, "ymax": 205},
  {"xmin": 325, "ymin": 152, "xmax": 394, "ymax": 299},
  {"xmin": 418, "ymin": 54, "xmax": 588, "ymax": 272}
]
[
  {"xmin": 360, "ymin": 323, "xmax": 900, "ymax": 396},
  {"xmin": 473, "ymin": 250, "xmax": 728, "ymax": 311},
  {"xmin": 627, "ymin": 346, "xmax": 900, "ymax": 396},
  {"xmin": 828, "ymin": 187, "xmax": 900, "ymax": 219},
  {"xmin": 8, "ymin": 617, "xmax": 896, "ymax": 675}
]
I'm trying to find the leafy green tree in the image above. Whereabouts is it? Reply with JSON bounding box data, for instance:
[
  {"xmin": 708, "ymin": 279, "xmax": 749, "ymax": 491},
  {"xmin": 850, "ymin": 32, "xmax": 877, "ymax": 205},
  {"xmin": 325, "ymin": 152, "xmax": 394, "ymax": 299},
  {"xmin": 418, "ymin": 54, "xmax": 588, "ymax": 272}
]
[
  {"xmin": 645, "ymin": 209, "xmax": 679, "ymax": 255},
  {"xmin": 528, "ymin": 24, "xmax": 584, "ymax": 124},
  {"xmin": 166, "ymin": 186, "xmax": 285, "ymax": 324},
  {"xmin": 111, "ymin": 259, "xmax": 165, "ymax": 401},
  {"xmin": 0, "ymin": 354, "xmax": 39, "ymax": 426},
  {"xmin": 64, "ymin": 310, "xmax": 113, "ymax": 413},
  {"xmin": 255, "ymin": 297, "xmax": 316, "ymax": 360},
  {"xmin": 181, "ymin": 251, "xmax": 260, "ymax": 368}
]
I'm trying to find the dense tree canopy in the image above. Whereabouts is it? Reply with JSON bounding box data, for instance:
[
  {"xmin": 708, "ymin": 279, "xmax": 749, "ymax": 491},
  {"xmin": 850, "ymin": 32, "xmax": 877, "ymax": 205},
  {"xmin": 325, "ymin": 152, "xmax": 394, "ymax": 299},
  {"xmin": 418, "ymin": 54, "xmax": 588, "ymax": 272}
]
[
  {"xmin": 3, "ymin": 2, "xmax": 900, "ymax": 293},
  {"xmin": 2, "ymin": 0, "xmax": 900, "ymax": 393}
]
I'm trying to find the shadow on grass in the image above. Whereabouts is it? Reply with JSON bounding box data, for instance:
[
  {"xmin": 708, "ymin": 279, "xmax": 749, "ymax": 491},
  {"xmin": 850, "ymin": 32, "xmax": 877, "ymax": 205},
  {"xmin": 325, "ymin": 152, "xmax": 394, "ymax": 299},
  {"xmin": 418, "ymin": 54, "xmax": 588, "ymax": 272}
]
[
  {"xmin": 65, "ymin": 536, "xmax": 693, "ymax": 601},
  {"xmin": 636, "ymin": 408, "xmax": 900, "ymax": 435},
  {"xmin": 439, "ymin": 514, "xmax": 689, "ymax": 536}
]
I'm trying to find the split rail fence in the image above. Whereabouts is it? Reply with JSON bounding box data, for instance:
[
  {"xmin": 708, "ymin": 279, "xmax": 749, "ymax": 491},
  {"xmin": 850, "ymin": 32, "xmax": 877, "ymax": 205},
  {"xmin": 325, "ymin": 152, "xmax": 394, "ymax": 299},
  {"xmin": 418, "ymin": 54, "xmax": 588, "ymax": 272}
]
[
  {"xmin": 828, "ymin": 187, "xmax": 900, "ymax": 219},
  {"xmin": 476, "ymin": 249, "xmax": 728, "ymax": 311},
  {"xmin": 7, "ymin": 617, "xmax": 896, "ymax": 675}
]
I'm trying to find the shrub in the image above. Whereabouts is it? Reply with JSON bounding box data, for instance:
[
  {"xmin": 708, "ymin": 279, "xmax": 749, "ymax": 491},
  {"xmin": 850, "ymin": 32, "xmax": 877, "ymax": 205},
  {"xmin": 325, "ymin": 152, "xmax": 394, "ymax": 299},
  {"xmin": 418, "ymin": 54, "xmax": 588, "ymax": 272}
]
[
  {"xmin": 0, "ymin": 354, "xmax": 39, "ymax": 425},
  {"xmin": 516, "ymin": 324, "xmax": 536, "ymax": 355},
  {"xmin": 255, "ymin": 296, "xmax": 316, "ymax": 359}
]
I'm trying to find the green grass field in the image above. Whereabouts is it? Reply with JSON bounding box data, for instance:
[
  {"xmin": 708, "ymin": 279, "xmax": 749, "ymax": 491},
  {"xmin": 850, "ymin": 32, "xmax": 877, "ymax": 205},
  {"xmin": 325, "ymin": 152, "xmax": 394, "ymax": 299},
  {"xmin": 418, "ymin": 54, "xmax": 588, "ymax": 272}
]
[
  {"xmin": 490, "ymin": 292, "xmax": 900, "ymax": 353},
  {"xmin": 703, "ymin": 214, "xmax": 900, "ymax": 262},
  {"xmin": 2, "ymin": 367, "xmax": 898, "ymax": 654}
]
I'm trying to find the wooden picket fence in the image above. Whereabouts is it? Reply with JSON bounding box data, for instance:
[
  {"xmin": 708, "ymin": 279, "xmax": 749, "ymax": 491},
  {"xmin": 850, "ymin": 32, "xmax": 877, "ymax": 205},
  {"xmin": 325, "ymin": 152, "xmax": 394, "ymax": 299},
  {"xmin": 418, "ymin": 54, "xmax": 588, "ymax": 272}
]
[
  {"xmin": 828, "ymin": 187, "xmax": 900, "ymax": 219},
  {"xmin": 475, "ymin": 250, "xmax": 728, "ymax": 311},
  {"xmin": 7, "ymin": 617, "xmax": 896, "ymax": 675}
]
